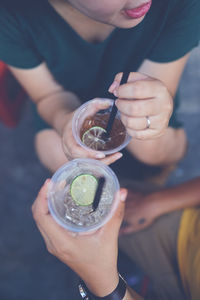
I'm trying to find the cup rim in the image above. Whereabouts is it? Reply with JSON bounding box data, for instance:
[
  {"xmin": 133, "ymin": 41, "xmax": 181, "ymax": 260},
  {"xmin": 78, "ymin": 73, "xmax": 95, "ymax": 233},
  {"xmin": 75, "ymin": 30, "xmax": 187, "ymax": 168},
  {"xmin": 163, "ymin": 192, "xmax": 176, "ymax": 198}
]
[
  {"xmin": 48, "ymin": 158, "xmax": 120, "ymax": 233},
  {"xmin": 72, "ymin": 98, "xmax": 131, "ymax": 155}
]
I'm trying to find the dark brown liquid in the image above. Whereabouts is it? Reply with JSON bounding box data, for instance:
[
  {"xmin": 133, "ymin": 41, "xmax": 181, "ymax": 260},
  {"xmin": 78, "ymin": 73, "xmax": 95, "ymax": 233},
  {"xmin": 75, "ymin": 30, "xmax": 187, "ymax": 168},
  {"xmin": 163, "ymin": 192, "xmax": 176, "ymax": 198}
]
[{"xmin": 80, "ymin": 112, "xmax": 126, "ymax": 151}]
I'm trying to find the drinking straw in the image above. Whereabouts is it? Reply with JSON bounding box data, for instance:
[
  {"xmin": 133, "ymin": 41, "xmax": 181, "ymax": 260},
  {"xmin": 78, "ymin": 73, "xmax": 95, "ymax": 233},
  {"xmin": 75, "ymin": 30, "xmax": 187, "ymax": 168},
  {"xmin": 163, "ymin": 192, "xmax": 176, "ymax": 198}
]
[
  {"xmin": 105, "ymin": 71, "xmax": 130, "ymax": 137},
  {"xmin": 92, "ymin": 177, "xmax": 105, "ymax": 211}
]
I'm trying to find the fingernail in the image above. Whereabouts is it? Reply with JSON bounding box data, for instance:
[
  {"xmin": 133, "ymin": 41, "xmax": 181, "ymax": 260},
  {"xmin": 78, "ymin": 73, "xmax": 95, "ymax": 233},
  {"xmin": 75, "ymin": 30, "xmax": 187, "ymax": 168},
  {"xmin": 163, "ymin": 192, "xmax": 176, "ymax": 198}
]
[
  {"xmin": 45, "ymin": 179, "xmax": 51, "ymax": 185},
  {"xmin": 120, "ymin": 189, "xmax": 127, "ymax": 202},
  {"xmin": 113, "ymin": 89, "xmax": 118, "ymax": 97},
  {"xmin": 95, "ymin": 153, "xmax": 105, "ymax": 158},
  {"xmin": 116, "ymin": 153, "xmax": 123, "ymax": 159},
  {"xmin": 108, "ymin": 80, "xmax": 119, "ymax": 93}
]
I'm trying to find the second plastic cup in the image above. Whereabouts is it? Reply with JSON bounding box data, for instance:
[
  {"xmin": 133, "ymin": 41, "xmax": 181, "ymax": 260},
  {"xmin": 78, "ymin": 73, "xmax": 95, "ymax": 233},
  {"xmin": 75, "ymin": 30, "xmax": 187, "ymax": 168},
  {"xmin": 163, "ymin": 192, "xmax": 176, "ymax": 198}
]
[
  {"xmin": 48, "ymin": 158, "xmax": 120, "ymax": 233},
  {"xmin": 72, "ymin": 98, "xmax": 131, "ymax": 155}
]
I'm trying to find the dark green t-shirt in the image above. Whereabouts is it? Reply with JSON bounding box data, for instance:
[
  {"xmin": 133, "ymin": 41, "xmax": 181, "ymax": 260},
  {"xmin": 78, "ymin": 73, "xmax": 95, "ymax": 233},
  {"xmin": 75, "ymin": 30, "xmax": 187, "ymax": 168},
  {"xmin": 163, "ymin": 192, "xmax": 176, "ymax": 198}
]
[
  {"xmin": 0, "ymin": 0, "xmax": 199, "ymax": 101},
  {"xmin": 0, "ymin": 0, "xmax": 200, "ymax": 179}
]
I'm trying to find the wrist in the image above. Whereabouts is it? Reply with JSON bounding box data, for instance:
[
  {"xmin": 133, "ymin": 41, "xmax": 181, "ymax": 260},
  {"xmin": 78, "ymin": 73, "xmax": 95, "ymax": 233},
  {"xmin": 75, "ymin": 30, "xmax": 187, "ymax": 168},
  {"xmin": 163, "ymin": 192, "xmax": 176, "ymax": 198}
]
[
  {"xmin": 145, "ymin": 190, "xmax": 173, "ymax": 217},
  {"xmin": 37, "ymin": 90, "xmax": 80, "ymax": 134},
  {"xmin": 79, "ymin": 273, "xmax": 127, "ymax": 300},
  {"xmin": 84, "ymin": 270, "xmax": 119, "ymax": 297},
  {"xmin": 53, "ymin": 109, "xmax": 74, "ymax": 135}
]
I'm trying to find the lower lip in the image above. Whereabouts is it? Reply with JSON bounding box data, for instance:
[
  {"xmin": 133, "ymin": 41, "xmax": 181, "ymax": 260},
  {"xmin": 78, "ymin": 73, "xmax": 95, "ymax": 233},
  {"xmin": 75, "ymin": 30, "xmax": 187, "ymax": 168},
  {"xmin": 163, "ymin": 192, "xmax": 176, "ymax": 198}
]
[{"xmin": 124, "ymin": 1, "xmax": 152, "ymax": 19}]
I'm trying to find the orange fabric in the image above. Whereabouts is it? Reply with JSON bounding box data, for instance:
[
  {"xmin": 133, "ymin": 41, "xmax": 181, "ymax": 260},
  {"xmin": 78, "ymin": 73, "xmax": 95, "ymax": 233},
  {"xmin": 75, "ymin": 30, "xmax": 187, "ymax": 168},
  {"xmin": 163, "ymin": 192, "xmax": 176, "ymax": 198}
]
[{"xmin": 178, "ymin": 208, "xmax": 200, "ymax": 300}]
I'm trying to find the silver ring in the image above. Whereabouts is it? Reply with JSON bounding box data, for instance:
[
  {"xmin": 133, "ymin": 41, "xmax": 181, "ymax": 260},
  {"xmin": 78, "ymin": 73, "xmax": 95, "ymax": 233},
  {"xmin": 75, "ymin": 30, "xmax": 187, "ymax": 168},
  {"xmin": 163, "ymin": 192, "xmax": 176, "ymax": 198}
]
[{"xmin": 146, "ymin": 116, "xmax": 151, "ymax": 129}]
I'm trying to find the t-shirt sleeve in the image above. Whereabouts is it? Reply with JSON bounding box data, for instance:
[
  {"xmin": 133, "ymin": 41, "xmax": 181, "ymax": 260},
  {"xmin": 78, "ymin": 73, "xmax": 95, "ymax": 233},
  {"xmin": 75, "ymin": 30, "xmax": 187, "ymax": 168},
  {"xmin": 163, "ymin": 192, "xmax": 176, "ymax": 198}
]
[
  {"xmin": 0, "ymin": 4, "xmax": 43, "ymax": 69},
  {"xmin": 147, "ymin": 0, "xmax": 200, "ymax": 62}
]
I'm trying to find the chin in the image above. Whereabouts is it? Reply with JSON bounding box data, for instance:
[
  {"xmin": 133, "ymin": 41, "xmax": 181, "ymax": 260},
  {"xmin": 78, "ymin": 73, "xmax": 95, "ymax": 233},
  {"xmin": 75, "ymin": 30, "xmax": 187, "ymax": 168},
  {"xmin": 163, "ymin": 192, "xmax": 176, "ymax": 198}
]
[{"xmin": 114, "ymin": 15, "xmax": 145, "ymax": 29}]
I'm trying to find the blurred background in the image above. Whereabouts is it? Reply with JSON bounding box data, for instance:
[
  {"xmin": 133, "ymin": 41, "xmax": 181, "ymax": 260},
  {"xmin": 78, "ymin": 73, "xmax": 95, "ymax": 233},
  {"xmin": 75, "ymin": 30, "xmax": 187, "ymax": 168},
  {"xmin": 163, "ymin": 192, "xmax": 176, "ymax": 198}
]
[{"xmin": 0, "ymin": 46, "xmax": 200, "ymax": 300}]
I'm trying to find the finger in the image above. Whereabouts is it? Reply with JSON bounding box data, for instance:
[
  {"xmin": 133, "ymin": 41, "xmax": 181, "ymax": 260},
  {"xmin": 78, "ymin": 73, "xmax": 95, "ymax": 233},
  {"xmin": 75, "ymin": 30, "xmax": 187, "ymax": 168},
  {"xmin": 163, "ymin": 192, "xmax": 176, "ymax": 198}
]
[
  {"xmin": 121, "ymin": 113, "xmax": 168, "ymax": 132},
  {"xmin": 120, "ymin": 115, "xmax": 148, "ymax": 131},
  {"xmin": 116, "ymin": 78, "xmax": 164, "ymax": 100},
  {"xmin": 101, "ymin": 152, "xmax": 123, "ymax": 165},
  {"xmin": 86, "ymin": 98, "xmax": 112, "ymax": 114},
  {"xmin": 101, "ymin": 189, "xmax": 127, "ymax": 235},
  {"xmin": 36, "ymin": 222, "xmax": 55, "ymax": 251},
  {"xmin": 119, "ymin": 225, "xmax": 136, "ymax": 235},
  {"xmin": 32, "ymin": 179, "xmax": 51, "ymax": 216},
  {"xmin": 63, "ymin": 136, "xmax": 105, "ymax": 160},
  {"xmin": 108, "ymin": 80, "xmax": 120, "ymax": 93},
  {"xmin": 109, "ymin": 72, "xmax": 151, "ymax": 97},
  {"xmin": 34, "ymin": 207, "xmax": 76, "ymax": 247},
  {"xmin": 116, "ymin": 98, "xmax": 164, "ymax": 117},
  {"xmin": 112, "ymin": 72, "xmax": 148, "ymax": 88},
  {"xmin": 126, "ymin": 128, "xmax": 163, "ymax": 140}
]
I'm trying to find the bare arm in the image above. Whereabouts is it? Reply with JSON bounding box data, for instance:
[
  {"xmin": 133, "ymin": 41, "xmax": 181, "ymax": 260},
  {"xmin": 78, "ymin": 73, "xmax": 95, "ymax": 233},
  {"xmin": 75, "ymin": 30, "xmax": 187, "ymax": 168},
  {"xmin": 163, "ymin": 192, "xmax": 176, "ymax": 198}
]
[
  {"xmin": 8, "ymin": 63, "xmax": 122, "ymax": 163},
  {"xmin": 151, "ymin": 177, "xmax": 200, "ymax": 216},
  {"xmin": 138, "ymin": 54, "xmax": 189, "ymax": 97},
  {"xmin": 8, "ymin": 63, "xmax": 80, "ymax": 134},
  {"xmin": 121, "ymin": 177, "xmax": 200, "ymax": 234}
]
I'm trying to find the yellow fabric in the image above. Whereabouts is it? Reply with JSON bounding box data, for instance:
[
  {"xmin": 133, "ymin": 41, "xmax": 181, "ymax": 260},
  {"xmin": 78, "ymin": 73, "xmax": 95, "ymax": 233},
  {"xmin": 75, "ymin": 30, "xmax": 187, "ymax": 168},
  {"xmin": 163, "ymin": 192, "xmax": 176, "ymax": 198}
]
[{"xmin": 178, "ymin": 208, "xmax": 200, "ymax": 300}]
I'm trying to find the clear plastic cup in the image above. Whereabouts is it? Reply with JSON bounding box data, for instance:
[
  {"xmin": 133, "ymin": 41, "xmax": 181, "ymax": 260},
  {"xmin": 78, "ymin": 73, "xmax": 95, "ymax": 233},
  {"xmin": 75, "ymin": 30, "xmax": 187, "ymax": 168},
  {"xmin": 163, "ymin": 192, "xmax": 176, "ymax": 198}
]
[
  {"xmin": 48, "ymin": 158, "xmax": 120, "ymax": 233},
  {"xmin": 72, "ymin": 98, "xmax": 131, "ymax": 155}
]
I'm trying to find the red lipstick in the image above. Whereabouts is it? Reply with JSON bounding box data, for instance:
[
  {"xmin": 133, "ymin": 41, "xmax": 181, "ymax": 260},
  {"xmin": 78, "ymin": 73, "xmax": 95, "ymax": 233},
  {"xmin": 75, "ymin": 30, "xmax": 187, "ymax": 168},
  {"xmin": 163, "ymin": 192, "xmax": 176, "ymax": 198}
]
[{"xmin": 124, "ymin": 1, "xmax": 152, "ymax": 19}]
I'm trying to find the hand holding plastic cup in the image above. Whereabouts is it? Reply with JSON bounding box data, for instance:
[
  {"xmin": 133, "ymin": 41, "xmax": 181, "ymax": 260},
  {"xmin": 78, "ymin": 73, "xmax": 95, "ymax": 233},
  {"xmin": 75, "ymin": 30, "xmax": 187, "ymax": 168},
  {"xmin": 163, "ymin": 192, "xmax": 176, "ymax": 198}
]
[
  {"xmin": 72, "ymin": 98, "xmax": 131, "ymax": 155},
  {"xmin": 48, "ymin": 158, "xmax": 120, "ymax": 233}
]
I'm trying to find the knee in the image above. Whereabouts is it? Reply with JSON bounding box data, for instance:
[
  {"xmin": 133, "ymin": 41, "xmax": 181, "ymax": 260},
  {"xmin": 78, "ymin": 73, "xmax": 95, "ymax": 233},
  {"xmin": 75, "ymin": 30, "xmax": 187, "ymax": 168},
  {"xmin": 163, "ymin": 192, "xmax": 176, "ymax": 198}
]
[{"xmin": 34, "ymin": 129, "xmax": 53, "ymax": 153}]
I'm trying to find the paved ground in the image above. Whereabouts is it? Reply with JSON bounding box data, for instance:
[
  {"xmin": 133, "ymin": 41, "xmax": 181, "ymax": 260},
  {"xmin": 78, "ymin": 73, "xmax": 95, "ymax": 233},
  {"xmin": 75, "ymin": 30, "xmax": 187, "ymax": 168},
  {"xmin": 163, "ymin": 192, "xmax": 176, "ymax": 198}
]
[{"xmin": 0, "ymin": 46, "xmax": 200, "ymax": 300}]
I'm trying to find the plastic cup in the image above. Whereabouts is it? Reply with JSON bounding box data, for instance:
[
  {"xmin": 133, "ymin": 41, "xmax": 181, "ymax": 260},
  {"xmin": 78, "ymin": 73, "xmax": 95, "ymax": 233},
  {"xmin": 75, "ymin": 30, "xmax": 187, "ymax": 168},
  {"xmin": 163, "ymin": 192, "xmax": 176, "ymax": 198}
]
[
  {"xmin": 48, "ymin": 158, "xmax": 120, "ymax": 233},
  {"xmin": 72, "ymin": 98, "xmax": 131, "ymax": 155}
]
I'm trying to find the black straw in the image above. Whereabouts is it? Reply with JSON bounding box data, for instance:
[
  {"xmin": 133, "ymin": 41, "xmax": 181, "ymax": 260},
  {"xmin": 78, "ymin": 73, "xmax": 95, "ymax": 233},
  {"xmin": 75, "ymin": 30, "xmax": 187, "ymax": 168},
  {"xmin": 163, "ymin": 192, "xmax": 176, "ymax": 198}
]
[
  {"xmin": 105, "ymin": 71, "xmax": 130, "ymax": 137},
  {"xmin": 92, "ymin": 177, "xmax": 105, "ymax": 212}
]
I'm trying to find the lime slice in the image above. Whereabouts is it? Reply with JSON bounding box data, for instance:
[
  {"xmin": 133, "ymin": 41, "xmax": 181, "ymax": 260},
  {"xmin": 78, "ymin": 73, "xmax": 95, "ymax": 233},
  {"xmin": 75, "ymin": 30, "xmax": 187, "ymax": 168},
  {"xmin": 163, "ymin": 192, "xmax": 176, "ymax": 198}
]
[
  {"xmin": 70, "ymin": 174, "xmax": 98, "ymax": 206},
  {"xmin": 82, "ymin": 126, "xmax": 107, "ymax": 150}
]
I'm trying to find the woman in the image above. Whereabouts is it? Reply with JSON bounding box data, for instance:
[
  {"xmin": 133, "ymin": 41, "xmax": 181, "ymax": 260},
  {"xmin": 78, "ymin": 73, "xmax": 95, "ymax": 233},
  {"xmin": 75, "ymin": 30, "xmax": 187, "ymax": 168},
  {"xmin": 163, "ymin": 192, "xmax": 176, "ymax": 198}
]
[{"xmin": 0, "ymin": 0, "xmax": 199, "ymax": 175}]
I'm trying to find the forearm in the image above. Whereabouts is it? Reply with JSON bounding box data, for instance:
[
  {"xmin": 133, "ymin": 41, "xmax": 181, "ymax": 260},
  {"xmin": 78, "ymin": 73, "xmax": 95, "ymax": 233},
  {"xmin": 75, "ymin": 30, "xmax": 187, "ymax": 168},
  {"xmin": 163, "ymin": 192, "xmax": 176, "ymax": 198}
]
[
  {"xmin": 149, "ymin": 177, "xmax": 200, "ymax": 216},
  {"xmin": 126, "ymin": 127, "xmax": 187, "ymax": 166},
  {"xmin": 36, "ymin": 90, "xmax": 81, "ymax": 134}
]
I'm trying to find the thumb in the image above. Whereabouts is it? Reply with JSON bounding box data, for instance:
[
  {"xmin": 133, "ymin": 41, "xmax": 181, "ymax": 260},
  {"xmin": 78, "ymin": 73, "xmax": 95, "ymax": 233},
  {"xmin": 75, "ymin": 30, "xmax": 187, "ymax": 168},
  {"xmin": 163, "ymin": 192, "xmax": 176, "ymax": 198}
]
[{"xmin": 102, "ymin": 189, "xmax": 127, "ymax": 235}]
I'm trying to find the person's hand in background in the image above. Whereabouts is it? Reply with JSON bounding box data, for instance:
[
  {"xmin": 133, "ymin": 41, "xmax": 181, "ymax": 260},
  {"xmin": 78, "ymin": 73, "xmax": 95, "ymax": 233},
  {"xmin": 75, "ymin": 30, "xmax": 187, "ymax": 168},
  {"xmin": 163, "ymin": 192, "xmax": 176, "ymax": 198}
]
[{"xmin": 120, "ymin": 189, "xmax": 162, "ymax": 234}]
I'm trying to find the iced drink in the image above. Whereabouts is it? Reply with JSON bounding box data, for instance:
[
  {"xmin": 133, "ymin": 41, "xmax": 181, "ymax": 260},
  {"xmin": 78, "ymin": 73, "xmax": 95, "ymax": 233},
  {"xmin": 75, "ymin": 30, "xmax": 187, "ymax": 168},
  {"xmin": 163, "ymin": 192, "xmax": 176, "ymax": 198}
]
[
  {"xmin": 48, "ymin": 158, "xmax": 120, "ymax": 233},
  {"xmin": 72, "ymin": 98, "xmax": 131, "ymax": 155}
]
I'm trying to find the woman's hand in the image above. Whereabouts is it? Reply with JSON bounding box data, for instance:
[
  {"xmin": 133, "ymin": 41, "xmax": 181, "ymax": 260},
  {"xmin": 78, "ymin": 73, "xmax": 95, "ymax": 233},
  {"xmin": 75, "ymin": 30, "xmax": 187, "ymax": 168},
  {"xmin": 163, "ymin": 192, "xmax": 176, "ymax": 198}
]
[
  {"xmin": 61, "ymin": 110, "xmax": 123, "ymax": 165},
  {"xmin": 109, "ymin": 72, "xmax": 173, "ymax": 140},
  {"xmin": 32, "ymin": 180, "xmax": 127, "ymax": 296},
  {"xmin": 120, "ymin": 189, "xmax": 161, "ymax": 234}
]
